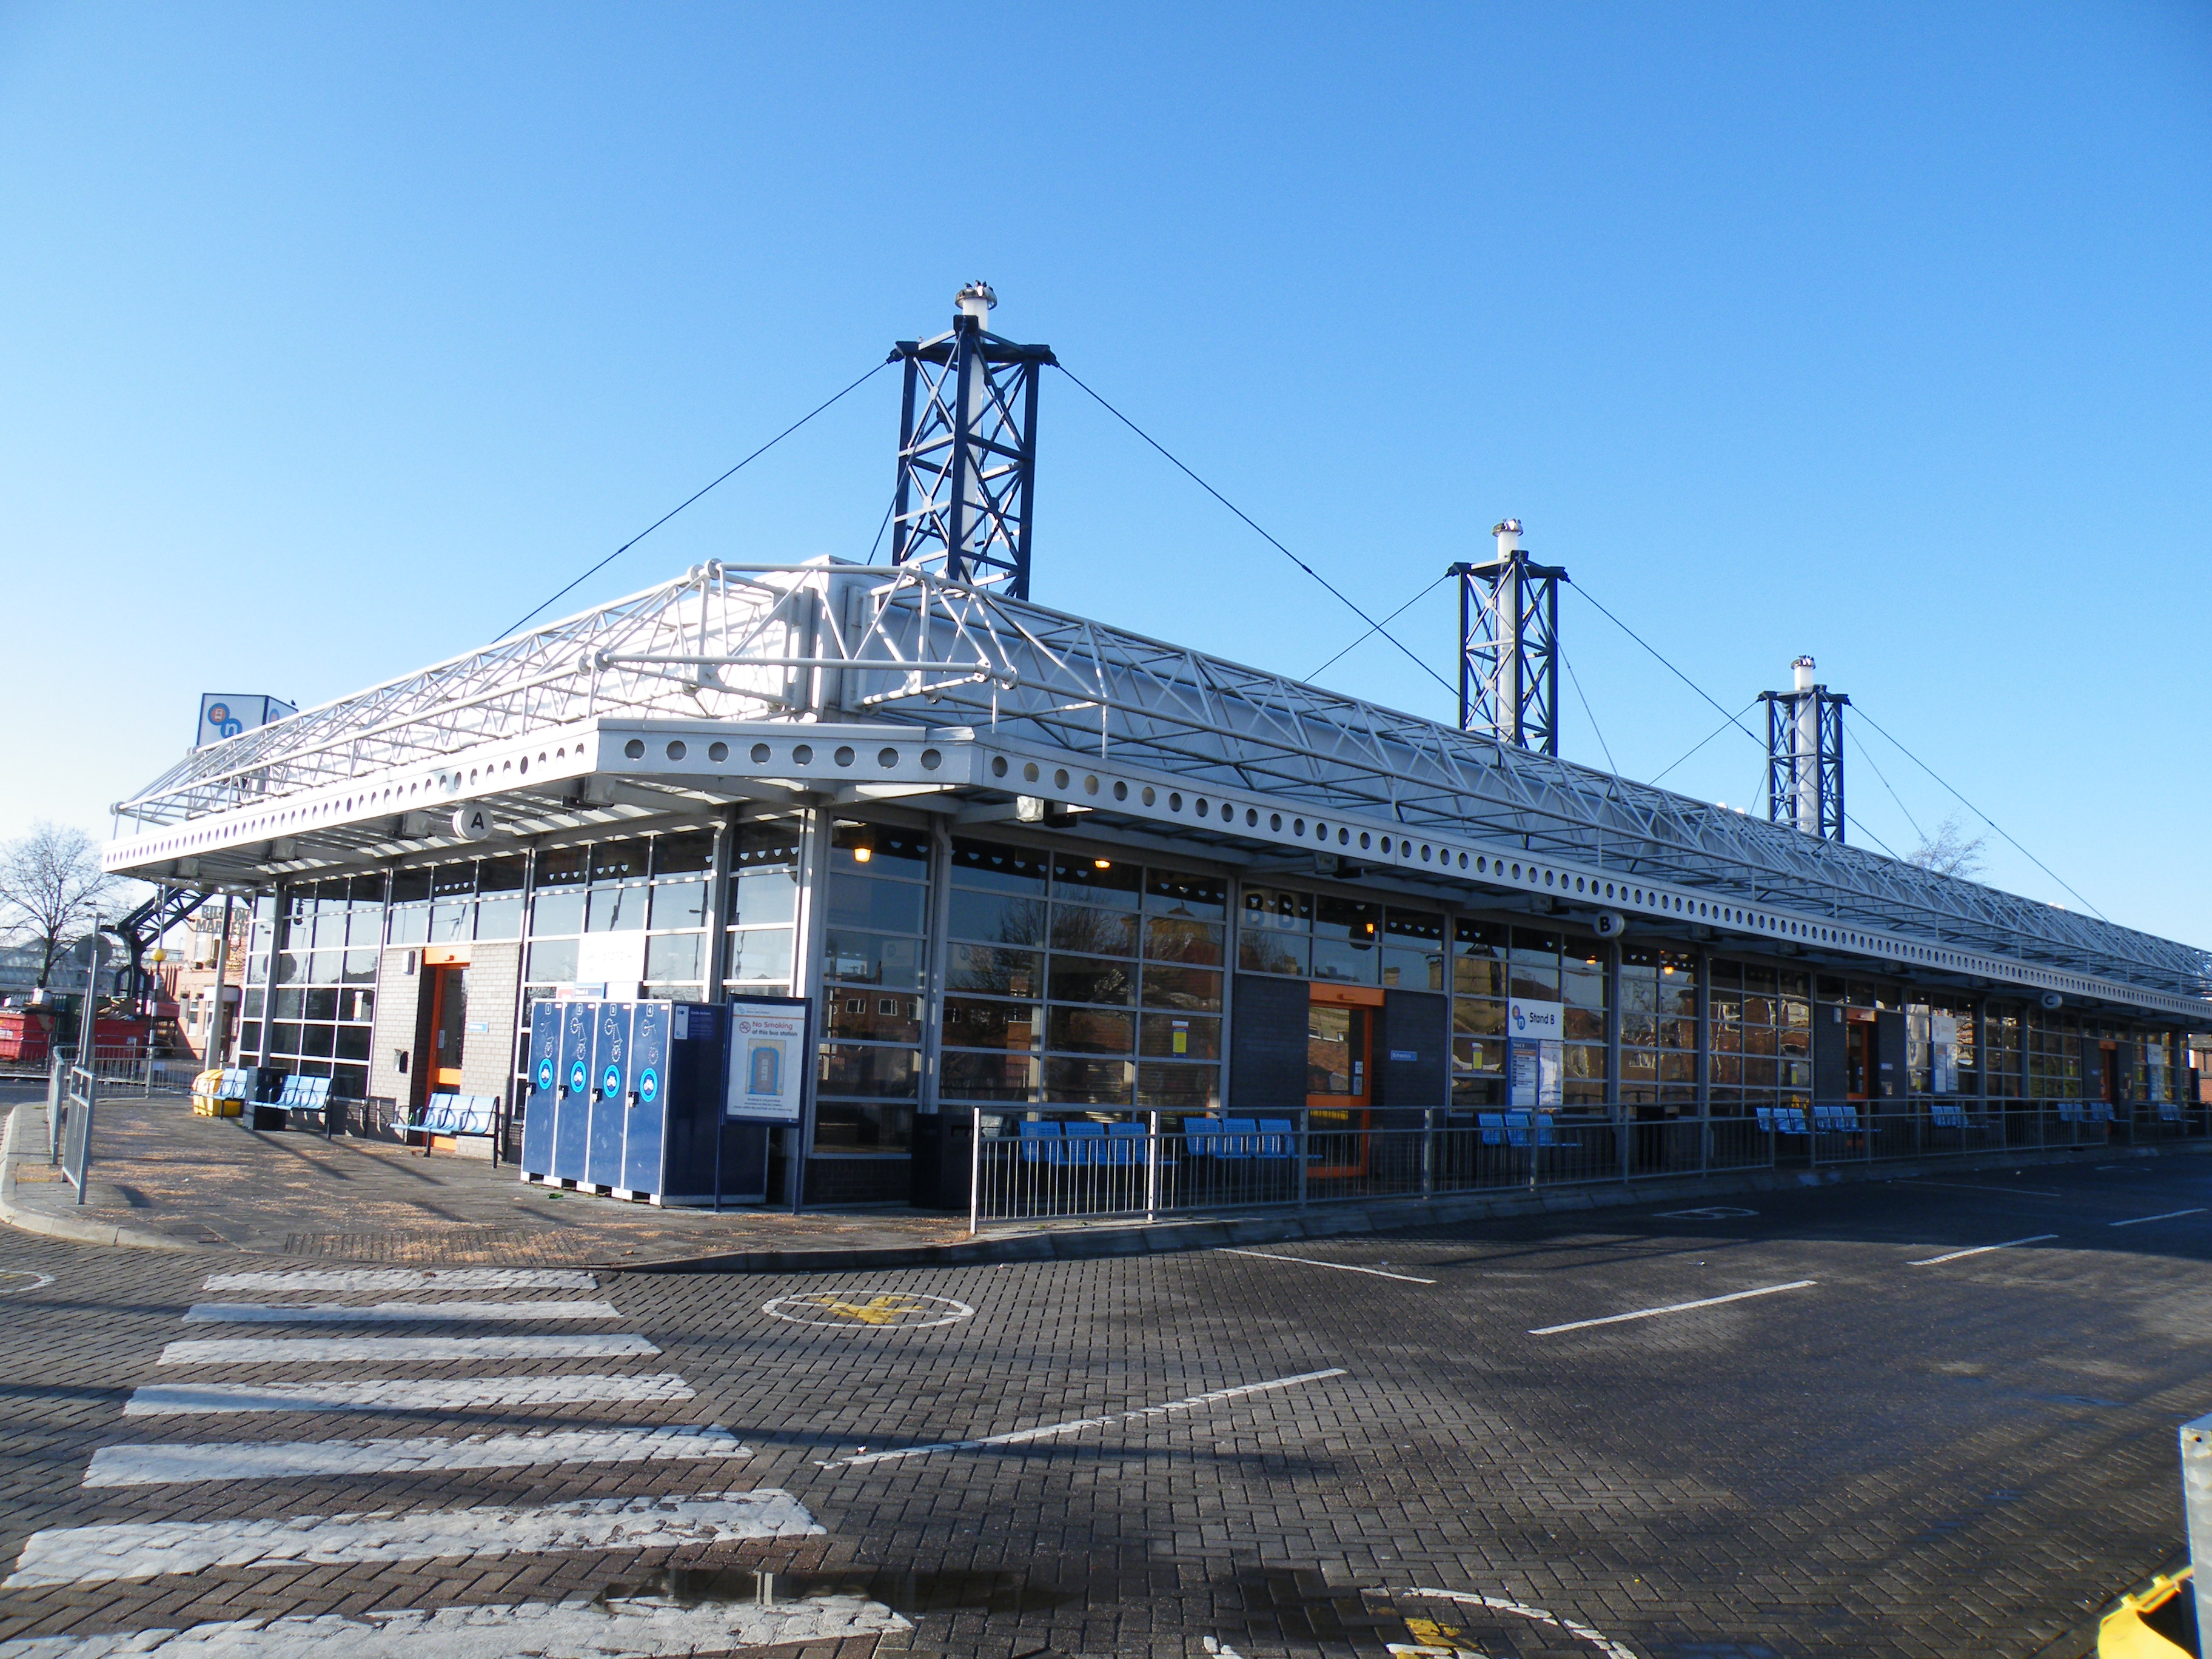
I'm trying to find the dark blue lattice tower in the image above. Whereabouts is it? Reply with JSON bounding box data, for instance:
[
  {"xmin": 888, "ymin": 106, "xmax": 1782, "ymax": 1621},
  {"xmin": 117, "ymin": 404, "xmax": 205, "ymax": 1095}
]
[
  {"xmin": 1761, "ymin": 655, "xmax": 1849, "ymax": 843},
  {"xmin": 888, "ymin": 283, "xmax": 1057, "ymax": 600},
  {"xmin": 1450, "ymin": 518, "xmax": 1568, "ymax": 757}
]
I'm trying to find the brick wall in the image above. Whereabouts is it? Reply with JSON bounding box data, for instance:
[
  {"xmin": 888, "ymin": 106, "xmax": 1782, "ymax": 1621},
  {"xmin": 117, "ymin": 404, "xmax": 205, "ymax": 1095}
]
[
  {"xmin": 369, "ymin": 948, "xmax": 423, "ymax": 1106},
  {"xmin": 463, "ymin": 942, "xmax": 522, "ymax": 1102}
]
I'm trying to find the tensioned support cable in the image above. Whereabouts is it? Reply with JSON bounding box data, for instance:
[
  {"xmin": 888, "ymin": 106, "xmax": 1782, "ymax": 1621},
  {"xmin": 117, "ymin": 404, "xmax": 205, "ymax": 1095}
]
[
  {"xmin": 496, "ymin": 358, "xmax": 892, "ymax": 642},
  {"xmin": 1056, "ymin": 364, "xmax": 1460, "ymax": 703}
]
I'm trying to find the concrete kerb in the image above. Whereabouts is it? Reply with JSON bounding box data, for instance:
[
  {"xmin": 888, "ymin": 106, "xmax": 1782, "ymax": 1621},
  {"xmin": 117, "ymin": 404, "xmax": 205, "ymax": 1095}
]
[
  {"xmin": 0, "ymin": 1104, "xmax": 212, "ymax": 1255},
  {"xmin": 623, "ymin": 1135, "xmax": 2212, "ymax": 1276}
]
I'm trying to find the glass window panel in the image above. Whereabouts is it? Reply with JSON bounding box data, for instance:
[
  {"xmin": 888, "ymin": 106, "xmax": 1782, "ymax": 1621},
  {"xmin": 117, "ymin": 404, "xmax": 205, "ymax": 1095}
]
[
  {"xmin": 272, "ymin": 987, "xmax": 305, "ymax": 1019},
  {"xmin": 725, "ymin": 927, "xmax": 794, "ymax": 984},
  {"xmin": 823, "ymin": 930, "xmax": 925, "ymax": 990},
  {"xmin": 309, "ymin": 951, "xmax": 342, "ymax": 984},
  {"xmin": 389, "ymin": 868, "xmax": 432, "ymax": 904},
  {"xmin": 1314, "ymin": 895, "xmax": 1380, "ymax": 943},
  {"xmin": 1138, "ymin": 1062, "xmax": 1220, "ymax": 1110},
  {"xmin": 242, "ymin": 987, "xmax": 264, "ymax": 1020},
  {"xmin": 1561, "ymin": 957, "xmax": 1607, "ymax": 1008},
  {"xmin": 1139, "ymin": 964, "xmax": 1223, "ymax": 1012},
  {"xmin": 943, "ymin": 998, "xmax": 1042, "ymax": 1051},
  {"xmin": 1139, "ymin": 1012, "xmax": 1219, "ymax": 1061},
  {"xmin": 950, "ymin": 838, "xmax": 1049, "ymax": 895},
  {"xmin": 1454, "ymin": 998, "xmax": 1506, "ymax": 1036},
  {"xmin": 1379, "ymin": 947, "xmax": 1441, "ymax": 992},
  {"xmin": 1744, "ymin": 1026, "xmax": 1778, "ymax": 1056},
  {"xmin": 1455, "ymin": 917, "xmax": 1507, "ymax": 950},
  {"xmin": 1042, "ymin": 1057, "xmax": 1134, "ymax": 1105},
  {"xmin": 729, "ymin": 863, "xmax": 799, "ymax": 927},
  {"xmin": 350, "ymin": 873, "xmax": 388, "ymax": 905},
  {"xmin": 826, "ymin": 874, "xmax": 927, "ymax": 936},
  {"xmin": 591, "ymin": 841, "xmax": 647, "ymax": 883},
  {"xmin": 1512, "ymin": 927, "xmax": 1560, "ymax": 957},
  {"xmin": 1564, "ymin": 1042, "xmax": 1607, "ymax": 1081},
  {"xmin": 1385, "ymin": 908, "xmax": 1444, "ymax": 943},
  {"xmin": 1744, "ymin": 1056, "xmax": 1778, "ymax": 1087},
  {"xmin": 531, "ymin": 888, "xmax": 586, "ymax": 937},
  {"xmin": 1243, "ymin": 886, "xmax": 1313, "ymax": 932},
  {"xmin": 1564, "ymin": 1007, "xmax": 1605, "ymax": 1041},
  {"xmin": 526, "ymin": 939, "xmax": 578, "ymax": 982},
  {"xmin": 268, "ymin": 1021, "xmax": 303, "ymax": 1056},
  {"xmin": 948, "ymin": 888, "xmax": 1045, "ymax": 947},
  {"xmin": 652, "ymin": 831, "xmax": 714, "ymax": 876},
  {"xmin": 1051, "ymin": 856, "xmax": 1142, "ymax": 908},
  {"xmin": 831, "ymin": 822, "xmax": 930, "ymax": 875},
  {"xmin": 1659, "ymin": 1051, "xmax": 1696, "ymax": 1082},
  {"xmin": 1452, "ymin": 1034, "xmax": 1505, "ymax": 1073},
  {"xmin": 1047, "ymin": 955, "xmax": 1134, "ymax": 1007},
  {"xmin": 825, "ymin": 991, "xmax": 923, "ymax": 1044},
  {"xmin": 651, "ymin": 880, "xmax": 710, "ymax": 930},
  {"xmin": 1238, "ymin": 931, "xmax": 1308, "ymax": 977},
  {"xmin": 1743, "ymin": 965, "xmax": 1779, "ymax": 995},
  {"xmin": 431, "ymin": 863, "xmax": 476, "ymax": 899},
  {"xmin": 1618, "ymin": 1048, "xmax": 1658, "ymax": 1082},
  {"xmin": 940, "ymin": 1050, "xmax": 1039, "ymax": 1102},
  {"xmin": 1145, "ymin": 870, "xmax": 1226, "ymax": 920},
  {"xmin": 387, "ymin": 908, "xmax": 429, "ymax": 946},
  {"xmin": 1047, "ymin": 1007, "xmax": 1135, "ymax": 1054},
  {"xmin": 947, "ymin": 946, "xmax": 1042, "ymax": 998},
  {"xmin": 338, "ymin": 987, "xmax": 374, "ymax": 1022},
  {"xmin": 428, "ymin": 903, "xmax": 474, "ymax": 943},
  {"xmin": 475, "ymin": 896, "xmax": 522, "ymax": 940},
  {"xmin": 586, "ymin": 885, "xmax": 646, "ymax": 933},
  {"xmin": 1310, "ymin": 934, "xmax": 1379, "ymax": 985},
  {"xmin": 335, "ymin": 1027, "xmax": 371, "ymax": 1064},
  {"xmin": 1507, "ymin": 962, "xmax": 1561, "ymax": 1000},
  {"xmin": 816, "ymin": 1042, "xmax": 920, "ymax": 1099},
  {"xmin": 812, "ymin": 1102, "xmax": 914, "ymax": 1152},
  {"xmin": 304, "ymin": 988, "xmax": 338, "ymax": 1021},
  {"xmin": 1778, "ymin": 1027, "xmax": 1811, "ymax": 1059},
  {"xmin": 1145, "ymin": 916, "xmax": 1223, "ymax": 966},
  {"xmin": 1663, "ymin": 1017, "xmax": 1697, "ymax": 1050},
  {"xmin": 1050, "ymin": 904, "xmax": 1138, "ymax": 957},
  {"xmin": 474, "ymin": 856, "xmax": 524, "ymax": 895},
  {"xmin": 1453, "ymin": 955, "xmax": 1506, "ymax": 997},
  {"xmin": 1712, "ymin": 1023, "xmax": 1742, "ymax": 1053},
  {"xmin": 645, "ymin": 932, "xmax": 705, "ymax": 983},
  {"xmin": 1743, "ymin": 996, "xmax": 1775, "ymax": 1027}
]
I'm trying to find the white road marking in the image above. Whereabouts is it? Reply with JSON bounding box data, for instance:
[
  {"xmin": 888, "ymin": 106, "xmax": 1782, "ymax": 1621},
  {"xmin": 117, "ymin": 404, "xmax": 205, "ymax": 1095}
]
[
  {"xmin": 182, "ymin": 1301, "xmax": 617, "ymax": 1324},
  {"xmin": 1403, "ymin": 1587, "xmax": 1639, "ymax": 1659},
  {"xmin": 158, "ymin": 1334, "xmax": 658, "ymax": 1366},
  {"xmin": 85, "ymin": 1425, "xmax": 748, "ymax": 1487},
  {"xmin": 1906, "ymin": 1234, "xmax": 2060, "ymax": 1266},
  {"xmin": 1219, "ymin": 1248, "xmax": 1438, "ymax": 1284},
  {"xmin": 818, "ymin": 1367, "xmax": 1347, "ymax": 1468},
  {"xmin": 124, "ymin": 1373, "xmax": 694, "ymax": 1416},
  {"xmin": 6, "ymin": 1490, "xmax": 820, "ymax": 1587},
  {"xmin": 0, "ymin": 1593, "xmax": 908, "ymax": 1657},
  {"xmin": 0, "ymin": 1271, "xmax": 55, "ymax": 1294},
  {"xmin": 1899, "ymin": 1179, "xmax": 2065, "ymax": 1199},
  {"xmin": 2110, "ymin": 1208, "xmax": 2207, "ymax": 1227},
  {"xmin": 1529, "ymin": 1281, "xmax": 1817, "ymax": 1336},
  {"xmin": 759, "ymin": 1292, "xmax": 974, "ymax": 1328},
  {"xmin": 203, "ymin": 1269, "xmax": 597, "ymax": 1292}
]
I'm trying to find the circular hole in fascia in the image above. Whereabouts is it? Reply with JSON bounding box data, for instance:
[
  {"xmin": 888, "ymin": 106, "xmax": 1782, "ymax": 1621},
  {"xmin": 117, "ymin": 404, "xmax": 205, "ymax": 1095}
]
[
  {"xmin": 834, "ymin": 746, "xmax": 856, "ymax": 768},
  {"xmin": 1023, "ymin": 762, "xmax": 1039, "ymax": 783},
  {"xmin": 793, "ymin": 744, "xmax": 814, "ymax": 765},
  {"xmin": 623, "ymin": 739, "xmax": 645, "ymax": 760},
  {"xmin": 878, "ymin": 748, "xmax": 899, "ymax": 768},
  {"xmin": 921, "ymin": 749, "xmax": 942, "ymax": 771},
  {"xmin": 751, "ymin": 743, "xmax": 771, "ymax": 763},
  {"xmin": 707, "ymin": 742, "xmax": 728, "ymax": 763},
  {"xmin": 991, "ymin": 756, "xmax": 1008, "ymax": 778},
  {"xmin": 1054, "ymin": 769, "xmax": 1070, "ymax": 790},
  {"xmin": 1113, "ymin": 781, "xmax": 1128, "ymax": 801},
  {"xmin": 665, "ymin": 741, "xmax": 686, "ymax": 761},
  {"xmin": 1141, "ymin": 786, "xmax": 1156, "ymax": 806}
]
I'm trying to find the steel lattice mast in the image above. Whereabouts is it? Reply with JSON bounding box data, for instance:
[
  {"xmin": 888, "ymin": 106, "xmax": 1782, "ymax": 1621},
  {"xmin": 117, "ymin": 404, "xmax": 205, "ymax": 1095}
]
[
  {"xmin": 887, "ymin": 282, "xmax": 1056, "ymax": 600},
  {"xmin": 1452, "ymin": 518, "xmax": 1568, "ymax": 757}
]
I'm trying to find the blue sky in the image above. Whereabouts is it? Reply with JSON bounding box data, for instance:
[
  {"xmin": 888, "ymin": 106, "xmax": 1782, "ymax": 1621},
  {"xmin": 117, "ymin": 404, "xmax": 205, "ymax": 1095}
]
[{"xmin": 4, "ymin": 2, "xmax": 2207, "ymax": 943}]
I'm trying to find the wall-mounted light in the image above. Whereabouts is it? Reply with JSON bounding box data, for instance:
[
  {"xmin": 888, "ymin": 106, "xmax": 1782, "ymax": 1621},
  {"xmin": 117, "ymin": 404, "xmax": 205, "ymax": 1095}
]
[
  {"xmin": 852, "ymin": 846, "xmax": 872, "ymax": 864},
  {"xmin": 1093, "ymin": 859, "xmax": 1111, "ymax": 870}
]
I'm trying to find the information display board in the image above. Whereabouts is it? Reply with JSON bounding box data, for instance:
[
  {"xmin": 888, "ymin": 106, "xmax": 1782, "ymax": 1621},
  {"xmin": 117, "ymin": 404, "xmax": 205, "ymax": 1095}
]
[{"xmin": 725, "ymin": 997, "xmax": 808, "ymax": 1122}]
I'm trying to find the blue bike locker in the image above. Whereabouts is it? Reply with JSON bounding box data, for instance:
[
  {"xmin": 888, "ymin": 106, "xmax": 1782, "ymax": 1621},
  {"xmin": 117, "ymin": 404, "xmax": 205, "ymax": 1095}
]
[
  {"xmin": 585, "ymin": 1000, "xmax": 634, "ymax": 1188},
  {"xmin": 520, "ymin": 1000, "xmax": 560, "ymax": 1176},
  {"xmin": 551, "ymin": 999, "xmax": 595, "ymax": 1184}
]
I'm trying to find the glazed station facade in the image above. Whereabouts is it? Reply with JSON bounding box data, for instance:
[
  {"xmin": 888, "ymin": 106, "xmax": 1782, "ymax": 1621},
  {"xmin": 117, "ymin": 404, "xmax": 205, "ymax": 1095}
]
[{"xmin": 104, "ymin": 554, "xmax": 2212, "ymax": 1208}]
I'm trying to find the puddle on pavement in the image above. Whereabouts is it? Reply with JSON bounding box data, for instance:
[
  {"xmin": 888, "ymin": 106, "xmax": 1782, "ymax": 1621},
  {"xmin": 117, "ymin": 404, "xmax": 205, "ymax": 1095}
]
[{"xmin": 600, "ymin": 1564, "xmax": 1076, "ymax": 1617}]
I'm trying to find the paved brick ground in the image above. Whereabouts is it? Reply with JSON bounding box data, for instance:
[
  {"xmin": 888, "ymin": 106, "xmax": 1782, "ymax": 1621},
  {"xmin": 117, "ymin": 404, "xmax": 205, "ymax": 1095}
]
[
  {"xmin": 4, "ymin": 1093, "xmax": 971, "ymax": 1263},
  {"xmin": 1, "ymin": 1154, "xmax": 2208, "ymax": 1655}
]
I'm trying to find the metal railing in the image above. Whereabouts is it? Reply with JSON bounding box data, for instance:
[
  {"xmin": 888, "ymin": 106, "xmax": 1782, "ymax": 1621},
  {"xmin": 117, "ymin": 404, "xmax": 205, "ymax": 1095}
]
[
  {"xmin": 48, "ymin": 1052, "xmax": 98, "ymax": 1202},
  {"xmin": 967, "ymin": 1098, "xmax": 2205, "ymax": 1230}
]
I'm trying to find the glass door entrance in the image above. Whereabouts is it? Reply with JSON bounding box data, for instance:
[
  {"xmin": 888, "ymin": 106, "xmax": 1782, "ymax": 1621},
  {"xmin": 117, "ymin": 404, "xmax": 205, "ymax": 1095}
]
[
  {"xmin": 428, "ymin": 966, "xmax": 468, "ymax": 1091},
  {"xmin": 1307, "ymin": 990, "xmax": 1376, "ymax": 1178}
]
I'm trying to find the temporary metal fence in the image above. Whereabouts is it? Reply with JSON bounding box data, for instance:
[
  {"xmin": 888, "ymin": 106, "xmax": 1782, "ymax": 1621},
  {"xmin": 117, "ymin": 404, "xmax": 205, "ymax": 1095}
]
[
  {"xmin": 968, "ymin": 1098, "xmax": 2205, "ymax": 1230},
  {"xmin": 49, "ymin": 1051, "xmax": 98, "ymax": 1203}
]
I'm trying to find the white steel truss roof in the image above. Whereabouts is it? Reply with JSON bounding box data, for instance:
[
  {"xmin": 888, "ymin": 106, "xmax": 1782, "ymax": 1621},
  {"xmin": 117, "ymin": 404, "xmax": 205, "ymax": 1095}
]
[{"xmin": 110, "ymin": 560, "xmax": 2212, "ymax": 1017}]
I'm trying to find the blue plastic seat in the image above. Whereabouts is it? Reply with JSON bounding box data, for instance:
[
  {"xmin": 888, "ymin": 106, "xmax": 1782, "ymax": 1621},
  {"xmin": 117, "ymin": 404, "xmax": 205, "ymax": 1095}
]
[
  {"xmin": 1018, "ymin": 1120, "xmax": 1061, "ymax": 1162},
  {"xmin": 1061, "ymin": 1120, "xmax": 1107, "ymax": 1166},
  {"xmin": 1105, "ymin": 1122, "xmax": 1146, "ymax": 1165},
  {"xmin": 1477, "ymin": 1111, "xmax": 1506, "ymax": 1147},
  {"xmin": 1220, "ymin": 1117, "xmax": 1258, "ymax": 1159},
  {"xmin": 1255, "ymin": 1117, "xmax": 1295, "ymax": 1157}
]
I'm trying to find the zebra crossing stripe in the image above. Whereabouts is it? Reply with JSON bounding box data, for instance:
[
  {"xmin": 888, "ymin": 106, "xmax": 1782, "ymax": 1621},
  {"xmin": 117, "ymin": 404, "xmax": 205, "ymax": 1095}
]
[
  {"xmin": 203, "ymin": 1270, "xmax": 597, "ymax": 1292},
  {"xmin": 158, "ymin": 1335, "xmax": 659, "ymax": 1366},
  {"xmin": 124, "ymin": 1373, "xmax": 694, "ymax": 1416},
  {"xmin": 181, "ymin": 1301, "xmax": 618, "ymax": 1325},
  {"xmin": 5, "ymin": 1489, "xmax": 822, "ymax": 1587},
  {"xmin": 0, "ymin": 1592, "xmax": 908, "ymax": 1656},
  {"xmin": 85, "ymin": 1424, "xmax": 748, "ymax": 1487}
]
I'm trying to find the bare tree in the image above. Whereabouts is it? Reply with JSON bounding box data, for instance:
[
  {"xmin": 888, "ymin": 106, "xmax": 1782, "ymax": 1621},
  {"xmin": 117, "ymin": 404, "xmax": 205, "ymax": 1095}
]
[
  {"xmin": 1908, "ymin": 814, "xmax": 1988, "ymax": 882},
  {"xmin": 0, "ymin": 822, "xmax": 121, "ymax": 988}
]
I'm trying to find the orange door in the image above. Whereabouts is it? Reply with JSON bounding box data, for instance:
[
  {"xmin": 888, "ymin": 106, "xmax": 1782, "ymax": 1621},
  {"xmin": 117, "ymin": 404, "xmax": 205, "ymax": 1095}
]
[
  {"xmin": 1306, "ymin": 987, "xmax": 1378, "ymax": 1178},
  {"xmin": 427, "ymin": 966, "xmax": 468, "ymax": 1090}
]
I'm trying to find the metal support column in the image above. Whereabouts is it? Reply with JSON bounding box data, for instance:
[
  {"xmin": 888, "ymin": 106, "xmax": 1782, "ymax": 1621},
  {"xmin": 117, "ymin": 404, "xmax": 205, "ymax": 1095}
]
[{"xmin": 1452, "ymin": 520, "xmax": 1568, "ymax": 757}]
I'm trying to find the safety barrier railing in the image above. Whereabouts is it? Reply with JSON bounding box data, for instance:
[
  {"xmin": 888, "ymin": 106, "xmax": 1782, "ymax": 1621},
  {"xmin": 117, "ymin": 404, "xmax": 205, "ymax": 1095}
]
[{"xmin": 967, "ymin": 1098, "xmax": 2205, "ymax": 1229}]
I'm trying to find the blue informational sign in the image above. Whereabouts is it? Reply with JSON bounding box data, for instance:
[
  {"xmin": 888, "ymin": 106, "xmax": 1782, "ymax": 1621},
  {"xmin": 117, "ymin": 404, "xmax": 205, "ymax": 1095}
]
[{"xmin": 196, "ymin": 694, "xmax": 297, "ymax": 749}]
